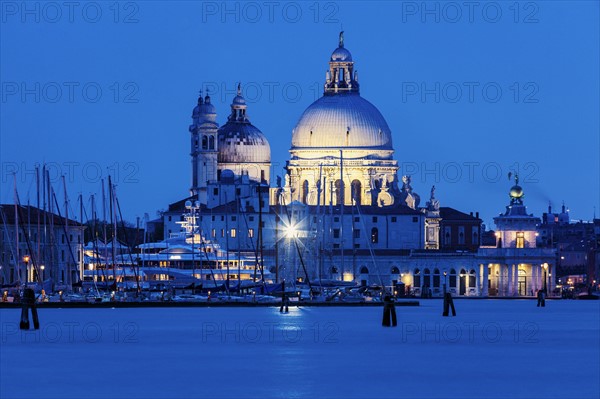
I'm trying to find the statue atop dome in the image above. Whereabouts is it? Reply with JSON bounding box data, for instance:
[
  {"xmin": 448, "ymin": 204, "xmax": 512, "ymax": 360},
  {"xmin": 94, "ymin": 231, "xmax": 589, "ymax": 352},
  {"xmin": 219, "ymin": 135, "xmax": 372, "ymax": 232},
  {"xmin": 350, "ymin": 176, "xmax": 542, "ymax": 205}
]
[{"xmin": 339, "ymin": 30, "xmax": 344, "ymax": 47}]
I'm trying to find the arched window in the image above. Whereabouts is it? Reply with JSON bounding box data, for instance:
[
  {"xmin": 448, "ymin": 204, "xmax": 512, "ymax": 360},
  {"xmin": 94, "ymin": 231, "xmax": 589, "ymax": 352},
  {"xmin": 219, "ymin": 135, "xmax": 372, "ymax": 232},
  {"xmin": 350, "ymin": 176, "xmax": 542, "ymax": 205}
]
[
  {"xmin": 202, "ymin": 135, "xmax": 208, "ymax": 150},
  {"xmin": 413, "ymin": 268, "xmax": 421, "ymax": 287},
  {"xmin": 433, "ymin": 268, "xmax": 441, "ymax": 288},
  {"xmin": 371, "ymin": 227, "xmax": 379, "ymax": 244},
  {"xmin": 335, "ymin": 179, "xmax": 344, "ymax": 205},
  {"xmin": 469, "ymin": 269, "xmax": 476, "ymax": 287},
  {"xmin": 449, "ymin": 269, "xmax": 457, "ymax": 287},
  {"xmin": 423, "ymin": 268, "xmax": 431, "ymax": 288},
  {"xmin": 209, "ymin": 136, "xmax": 215, "ymax": 150},
  {"xmin": 331, "ymin": 266, "xmax": 339, "ymax": 274},
  {"xmin": 301, "ymin": 180, "xmax": 309, "ymax": 204},
  {"xmin": 391, "ymin": 266, "xmax": 400, "ymax": 274},
  {"xmin": 351, "ymin": 179, "xmax": 362, "ymax": 205},
  {"xmin": 360, "ymin": 266, "xmax": 369, "ymax": 274}
]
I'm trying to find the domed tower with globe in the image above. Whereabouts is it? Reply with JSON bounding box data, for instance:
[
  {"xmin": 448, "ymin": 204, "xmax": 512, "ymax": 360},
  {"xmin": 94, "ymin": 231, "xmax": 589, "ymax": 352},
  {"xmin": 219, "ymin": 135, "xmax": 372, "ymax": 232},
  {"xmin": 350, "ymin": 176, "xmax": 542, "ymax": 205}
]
[
  {"xmin": 493, "ymin": 173, "xmax": 540, "ymax": 249},
  {"xmin": 284, "ymin": 32, "xmax": 405, "ymax": 208}
]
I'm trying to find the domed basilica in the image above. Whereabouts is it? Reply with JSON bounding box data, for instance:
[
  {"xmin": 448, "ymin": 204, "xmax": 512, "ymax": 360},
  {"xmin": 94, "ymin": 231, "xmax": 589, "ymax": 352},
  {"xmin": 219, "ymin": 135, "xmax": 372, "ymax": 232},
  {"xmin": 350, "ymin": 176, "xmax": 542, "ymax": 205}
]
[
  {"xmin": 163, "ymin": 32, "xmax": 556, "ymax": 298},
  {"xmin": 283, "ymin": 32, "xmax": 405, "ymax": 208}
]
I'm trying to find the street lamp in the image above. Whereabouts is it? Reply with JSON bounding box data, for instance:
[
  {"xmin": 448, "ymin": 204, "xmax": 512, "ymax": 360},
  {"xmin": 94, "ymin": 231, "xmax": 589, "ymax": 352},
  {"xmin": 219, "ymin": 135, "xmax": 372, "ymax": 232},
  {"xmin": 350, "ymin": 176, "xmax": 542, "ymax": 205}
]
[
  {"xmin": 443, "ymin": 270, "xmax": 448, "ymax": 295},
  {"xmin": 22, "ymin": 255, "xmax": 30, "ymax": 285},
  {"xmin": 40, "ymin": 265, "xmax": 45, "ymax": 281}
]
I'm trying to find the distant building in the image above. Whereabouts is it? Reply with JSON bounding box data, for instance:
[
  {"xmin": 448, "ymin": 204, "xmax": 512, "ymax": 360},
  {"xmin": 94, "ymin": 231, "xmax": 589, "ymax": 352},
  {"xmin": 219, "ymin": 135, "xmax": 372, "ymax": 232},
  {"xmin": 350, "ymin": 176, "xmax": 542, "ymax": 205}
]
[
  {"xmin": 439, "ymin": 208, "xmax": 481, "ymax": 252},
  {"xmin": 0, "ymin": 204, "xmax": 84, "ymax": 289},
  {"xmin": 536, "ymin": 202, "xmax": 599, "ymax": 288}
]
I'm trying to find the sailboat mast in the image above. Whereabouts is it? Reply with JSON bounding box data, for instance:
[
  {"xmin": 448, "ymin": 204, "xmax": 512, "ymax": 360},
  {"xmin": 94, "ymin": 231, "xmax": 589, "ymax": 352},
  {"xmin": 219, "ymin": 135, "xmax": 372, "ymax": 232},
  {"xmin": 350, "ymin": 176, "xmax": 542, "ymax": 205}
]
[
  {"xmin": 258, "ymin": 183, "xmax": 264, "ymax": 282},
  {"xmin": 340, "ymin": 150, "xmax": 345, "ymax": 279},
  {"xmin": 316, "ymin": 164, "xmax": 323, "ymax": 285},
  {"xmin": 13, "ymin": 175, "xmax": 19, "ymax": 284},
  {"xmin": 42, "ymin": 164, "xmax": 47, "ymax": 277},
  {"xmin": 274, "ymin": 190, "xmax": 280, "ymax": 284},
  {"xmin": 79, "ymin": 194, "xmax": 84, "ymax": 283},
  {"xmin": 101, "ymin": 180, "xmax": 107, "ymax": 277},
  {"xmin": 62, "ymin": 175, "xmax": 72, "ymax": 290},
  {"xmin": 47, "ymin": 170, "xmax": 56, "ymax": 287},
  {"xmin": 107, "ymin": 177, "xmax": 114, "ymax": 282},
  {"xmin": 36, "ymin": 167, "xmax": 41, "ymax": 279}
]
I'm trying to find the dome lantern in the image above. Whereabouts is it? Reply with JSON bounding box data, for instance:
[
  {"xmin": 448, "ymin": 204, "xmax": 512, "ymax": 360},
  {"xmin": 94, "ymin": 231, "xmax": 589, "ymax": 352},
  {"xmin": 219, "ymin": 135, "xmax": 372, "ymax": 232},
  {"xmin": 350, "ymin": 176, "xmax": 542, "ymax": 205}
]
[{"xmin": 325, "ymin": 31, "xmax": 359, "ymax": 95}]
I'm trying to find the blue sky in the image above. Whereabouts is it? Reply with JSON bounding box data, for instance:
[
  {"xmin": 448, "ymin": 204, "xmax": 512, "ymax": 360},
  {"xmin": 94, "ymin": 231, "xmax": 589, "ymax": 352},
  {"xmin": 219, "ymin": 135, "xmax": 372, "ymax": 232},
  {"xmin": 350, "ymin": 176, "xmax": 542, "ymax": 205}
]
[{"xmin": 1, "ymin": 1, "xmax": 599, "ymax": 228}]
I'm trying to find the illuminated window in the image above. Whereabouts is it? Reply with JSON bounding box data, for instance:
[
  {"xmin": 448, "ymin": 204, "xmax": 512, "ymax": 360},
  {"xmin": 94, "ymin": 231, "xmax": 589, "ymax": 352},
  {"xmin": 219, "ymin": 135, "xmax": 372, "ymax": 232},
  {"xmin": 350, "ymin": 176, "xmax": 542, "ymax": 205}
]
[
  {"xmin": 248, "ymin": 229, "xmax": 254, "ymax": 238},
  {"xmin": 516, "ymin": 232, "xmax": 525, "ymax": 248},
  {"xmin": 371, "ymin": 227, "xmax": 379, "ymax": 243},
  {"xmin": 230, "ymin": 229, "xmax": 236, "ymax": 238},
  {"xmin": 211, "ymin": 229, "xmax": 216, "ymax": 238}
]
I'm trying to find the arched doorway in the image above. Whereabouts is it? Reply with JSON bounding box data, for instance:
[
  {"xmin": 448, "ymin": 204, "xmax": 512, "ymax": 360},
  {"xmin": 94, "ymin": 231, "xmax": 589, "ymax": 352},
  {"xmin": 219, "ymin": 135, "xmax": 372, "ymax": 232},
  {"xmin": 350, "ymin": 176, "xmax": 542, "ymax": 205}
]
[
  {"xmin": 459, "ymin": 268, "xmax": 467, "ymax": 295},
  {"xmin": 351, "ymin": 179, "xmax": 362, "ymax": 205},
  {"xmin": 335, "ymin": 179, "xmax": 344, "ymax": 205},
  {"xmin": 433, "ymin": 268, "xmax": 441, "ymax": 290},
  {"xmin": 413, "ymin": 268, "xmax": 421, "ymax": 293},
  {"xmin": 423, "ymin": 268, "xmax": 431, "ymax": 291},
  {"xmin": 301, "ymin": 180, "xmax": 309, "ymax": 204},
  {"xmin": 518, "ymin": 268, "xmax": 527, "ymax": 296}
]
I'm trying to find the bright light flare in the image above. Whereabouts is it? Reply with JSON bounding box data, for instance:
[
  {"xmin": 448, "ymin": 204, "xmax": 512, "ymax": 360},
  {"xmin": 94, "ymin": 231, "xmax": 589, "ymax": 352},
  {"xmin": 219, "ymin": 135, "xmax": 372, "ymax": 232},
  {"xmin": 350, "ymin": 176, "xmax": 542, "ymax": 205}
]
[{"xmin": 284, "ymin": 224, "xmax": 298, "ymax": 239}]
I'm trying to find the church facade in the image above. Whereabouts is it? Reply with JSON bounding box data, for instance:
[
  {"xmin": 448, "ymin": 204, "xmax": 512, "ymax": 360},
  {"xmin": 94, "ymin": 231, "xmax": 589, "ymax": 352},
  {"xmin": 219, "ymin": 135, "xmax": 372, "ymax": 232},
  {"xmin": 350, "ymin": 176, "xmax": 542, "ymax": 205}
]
[{"xmin": 163, "ymin": 33, "xmax": 556, "ymax": 297}]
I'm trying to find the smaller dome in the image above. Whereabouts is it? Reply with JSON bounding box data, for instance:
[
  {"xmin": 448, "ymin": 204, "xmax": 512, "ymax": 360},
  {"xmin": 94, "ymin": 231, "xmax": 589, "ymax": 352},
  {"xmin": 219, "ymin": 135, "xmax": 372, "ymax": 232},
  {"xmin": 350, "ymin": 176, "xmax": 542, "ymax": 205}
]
[
  {"xmin": 192, "ymin": 95, "xmax": 217, "ymax": 123},
  {"xmin": 217, "ymin": 124, "xmax": 270, "ymax": 164},
  {"xmin": 232, "ymin": 95, "xmax": 246, "ymax": 106},
  {"xmin": 331, "ymin": 46, "xmax": 352, "ymax": 62},
  {"xmin": 510, "ymin": 185, "xmax": 524, "ymax": 199}
]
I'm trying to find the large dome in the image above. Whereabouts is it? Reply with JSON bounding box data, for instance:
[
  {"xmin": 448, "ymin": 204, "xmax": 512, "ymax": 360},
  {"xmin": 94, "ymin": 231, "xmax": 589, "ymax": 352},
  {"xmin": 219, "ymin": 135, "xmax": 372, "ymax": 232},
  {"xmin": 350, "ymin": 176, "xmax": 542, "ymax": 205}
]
[
  {"xmin": 218, "ymin": 122, "xmax": 271, "ymax": 163},
  {"xmin": 291, "ymin": 92, "xmax": 393, "ymax": 149}
]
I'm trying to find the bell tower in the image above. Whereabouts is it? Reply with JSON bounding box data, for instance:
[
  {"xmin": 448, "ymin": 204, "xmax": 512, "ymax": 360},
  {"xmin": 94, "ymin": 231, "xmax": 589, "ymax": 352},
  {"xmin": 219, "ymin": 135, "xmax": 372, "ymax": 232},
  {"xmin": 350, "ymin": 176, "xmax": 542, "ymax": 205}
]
[{"xmin": 190, "ymin": 91, "xmax": 219, "ymax": 203}]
